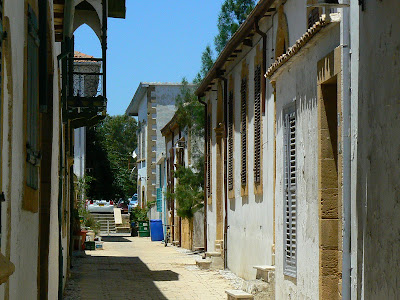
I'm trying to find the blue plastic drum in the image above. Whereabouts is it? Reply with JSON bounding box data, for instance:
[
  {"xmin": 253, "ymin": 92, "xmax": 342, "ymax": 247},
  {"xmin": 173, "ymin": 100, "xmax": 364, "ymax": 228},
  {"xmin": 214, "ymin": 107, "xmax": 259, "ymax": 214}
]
[{"xmin": 150, "ymin": 219, "xmax": 164, "ymax": 241}]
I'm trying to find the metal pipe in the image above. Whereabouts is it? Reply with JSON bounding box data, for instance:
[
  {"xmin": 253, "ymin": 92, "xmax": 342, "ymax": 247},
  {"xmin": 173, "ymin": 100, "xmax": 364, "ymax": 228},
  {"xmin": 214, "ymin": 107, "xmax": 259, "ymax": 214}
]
[
  {"xmin": 198, "ymin": 96, "xmax": 208, "ymax": 252},
  {"xmin": 341, "ymin": 5, "xmax": 351, "ymax": 300},
  {"xmin": 102, "ymin": 0, "xmax": 107, "ymax": 99},
  {"xmin": 219, "ymin": 75, "xmax": 229, "ymax": 269},
  {"xmin": 254, "ymin": 17, "xmax": 267, "ymax": 114}
]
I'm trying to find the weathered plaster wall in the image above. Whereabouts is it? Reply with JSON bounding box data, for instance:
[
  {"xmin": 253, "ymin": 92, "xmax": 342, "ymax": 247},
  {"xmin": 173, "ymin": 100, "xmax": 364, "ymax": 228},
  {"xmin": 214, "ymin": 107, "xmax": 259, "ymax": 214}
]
[
  {"xmin": 207, "ymin": 92, "xmax": 217, "ymax": 253},
  {"xmin": 357, "ymin": 1, "xmax": 400, "ymax": 298},
  {"xmin": 273, "ymin": 25, "xmax": 339, "ymax": 299},
  {"xmin": 224, "ymin": 35, "xmax": 275, "ymax": 280},
  {"xmin": 137, "ymin": 92, "xmax": 148, "ymax": 207}
]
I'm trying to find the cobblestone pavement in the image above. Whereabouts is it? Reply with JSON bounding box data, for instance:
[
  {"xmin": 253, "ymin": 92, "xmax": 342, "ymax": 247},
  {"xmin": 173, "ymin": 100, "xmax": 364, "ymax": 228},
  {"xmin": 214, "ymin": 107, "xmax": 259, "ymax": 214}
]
[{"xmin": 64, "ymin": 236, "xmax": 234, "ymax": 300}]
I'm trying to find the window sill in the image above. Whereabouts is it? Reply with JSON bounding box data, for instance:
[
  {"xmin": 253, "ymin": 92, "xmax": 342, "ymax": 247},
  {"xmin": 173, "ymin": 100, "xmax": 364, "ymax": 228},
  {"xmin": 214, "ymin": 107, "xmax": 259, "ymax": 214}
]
[{"xmin": 0, "ymin": 253, "xmax": 15, "ymax": 285}]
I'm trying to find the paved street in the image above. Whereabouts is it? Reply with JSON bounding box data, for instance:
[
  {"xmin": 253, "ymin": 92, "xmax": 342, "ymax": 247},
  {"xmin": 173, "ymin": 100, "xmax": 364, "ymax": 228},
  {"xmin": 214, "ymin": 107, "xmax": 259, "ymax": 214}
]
[{"xmin": 64, "ymin": 236, "xmax": 233, "ymax": 300}]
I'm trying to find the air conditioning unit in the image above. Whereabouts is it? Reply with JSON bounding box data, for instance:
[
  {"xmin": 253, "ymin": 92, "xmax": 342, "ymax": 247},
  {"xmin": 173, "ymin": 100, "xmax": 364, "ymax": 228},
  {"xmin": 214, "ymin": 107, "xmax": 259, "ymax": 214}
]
[{"xmin": 176, "ymin": 140, "xmax": 186, "ymax": 149}]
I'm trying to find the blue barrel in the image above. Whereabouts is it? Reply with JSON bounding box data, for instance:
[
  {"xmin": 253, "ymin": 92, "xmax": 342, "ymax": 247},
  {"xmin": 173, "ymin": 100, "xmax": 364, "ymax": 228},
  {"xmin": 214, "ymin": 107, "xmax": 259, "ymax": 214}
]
[{"xmin": 150, "ymin": 219, "xmax": 164, "ymax": 241}]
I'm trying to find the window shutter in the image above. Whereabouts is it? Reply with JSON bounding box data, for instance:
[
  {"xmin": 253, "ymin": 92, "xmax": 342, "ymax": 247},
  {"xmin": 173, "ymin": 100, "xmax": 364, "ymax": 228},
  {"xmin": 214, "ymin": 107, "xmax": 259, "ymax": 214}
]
[
  {"xmin": 156, "ymin": 188, "xmax": 162, "ymax": 212},
  {"xmin": 240, "ymin": 78, "xmax": 247, "ymax": 186},
  {"xmin": 207, "ymin": 114, "xmax": 211, "ymax": 198},
  {"xmin": 284, "ymin": 108, "xmax": 297, "ymax": 277},
  {"xmin": 228, "ymin": 91, "xmax": 234, "ymax": 191},
  {"xmin": 254, "ymin": 65, "xmax": 262, "ymax": 184},
  {"xmin": 26, "ymin": 5, "xmax": 40, "ymax": 190}
]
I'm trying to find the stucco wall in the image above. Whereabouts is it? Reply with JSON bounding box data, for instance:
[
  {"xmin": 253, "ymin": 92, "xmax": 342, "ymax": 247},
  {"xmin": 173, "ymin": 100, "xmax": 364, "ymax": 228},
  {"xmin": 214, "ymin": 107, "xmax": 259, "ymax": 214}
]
[
  {"xmin": 273, "ymin": 24, "xmax": 339, "ymax": 299},
  {"xmin": 357, "ymin": 1, "xmax": 400, "ymax": 298},
  {"xmin": 222, "ymin": 34, "xmax": 275, "ymax": 280}
]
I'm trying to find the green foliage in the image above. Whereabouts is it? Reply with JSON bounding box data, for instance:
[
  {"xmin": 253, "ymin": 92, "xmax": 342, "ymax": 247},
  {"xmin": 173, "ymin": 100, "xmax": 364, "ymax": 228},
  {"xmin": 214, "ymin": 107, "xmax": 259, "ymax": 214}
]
[
  {"xmin": 166, "ymin": 157, "xmax": 204, "ymax": 220},
  {"xmin": 80, "ymin": 210, "xmax": 101, "ymax": 236},
  {"xmin": 130, "ymin": 206, "xmax": 149, "ymax": 222},
  {"xmin": 194, "ymin": 45, "xmax": 215, "ymax": 84},
  {"xmin": 87, "ymin": 115, "xmax": 137, "ymax": 199},
  {"xmin": 214, "ymin": 0, "xmax": 255, "ymax": 54},
  {"xmin": 175, "ymin": 78, "xmax": 204, "ymax": 139},
  {"xmin": 77, "ymin": 175, "xmax": 94, "ymax": 200}
]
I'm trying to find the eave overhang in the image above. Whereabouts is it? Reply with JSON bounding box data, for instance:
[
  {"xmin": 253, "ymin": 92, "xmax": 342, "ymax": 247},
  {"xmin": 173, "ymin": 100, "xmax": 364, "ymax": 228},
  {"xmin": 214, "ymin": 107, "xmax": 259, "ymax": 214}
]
[
  {"xmin": 195, "ymin": 0, "xmax": 277, "ymax": 97},
  {"xmin": 108, "ymin": 0, "xmax": 126, "ymax": 19},
  {"xmin": 266, "ymin": 13, "xmax": 341, "ymax": 81}
]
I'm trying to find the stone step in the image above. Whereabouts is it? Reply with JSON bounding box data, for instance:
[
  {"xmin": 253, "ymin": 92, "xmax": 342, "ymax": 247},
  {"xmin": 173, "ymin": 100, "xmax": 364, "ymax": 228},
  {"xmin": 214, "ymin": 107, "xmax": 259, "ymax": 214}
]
[
  {"xmin": 253, "ymin": 265, "xmax": 275, "ymax": 283},
  {"xmin": 206, "ymin": 251, "xmax": 221, "ymax": 258},
  {"xmin": 225, "ymin": 290, "xmax": 254, "ymax": 300},
  {"xmin": 196, "ymin": 259, "xmax": 212, "ymax": 270}
]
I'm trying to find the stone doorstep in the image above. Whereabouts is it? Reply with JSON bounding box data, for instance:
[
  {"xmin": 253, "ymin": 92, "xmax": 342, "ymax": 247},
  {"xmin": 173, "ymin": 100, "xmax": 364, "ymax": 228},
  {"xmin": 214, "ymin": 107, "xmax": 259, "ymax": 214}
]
[
  {"xmin": 225, "ymin": 289, "xmax": 254, "ymax": 300},
  {"xmin": 196, "ymin": 259, "xmax": 212, "ymax": 270},
  {"xmin": 253, "ymin": 265, "xmax": 275, "ymax": 283},
  {"xmin": 206, "ymin": 251, "xmax": 221, "ymax": 257}
]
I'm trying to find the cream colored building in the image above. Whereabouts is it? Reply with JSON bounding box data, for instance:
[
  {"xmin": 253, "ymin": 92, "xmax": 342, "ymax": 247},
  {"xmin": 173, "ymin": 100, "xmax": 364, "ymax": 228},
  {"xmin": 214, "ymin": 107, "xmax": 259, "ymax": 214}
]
[{"xmin": 0, "ymin": 0, "xmax": 125, "ymax": 299}]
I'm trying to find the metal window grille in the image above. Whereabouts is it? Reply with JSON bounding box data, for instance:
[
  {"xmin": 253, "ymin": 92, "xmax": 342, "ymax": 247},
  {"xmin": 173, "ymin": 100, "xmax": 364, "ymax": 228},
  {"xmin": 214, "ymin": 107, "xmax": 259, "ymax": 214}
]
[
  {"xmin": 254, "ymin": 65, "xmax": 262, "ymax": 184},
  {"xmin": 156, "ymin": 188, "xmax": 162, "ymax": 212},
  {"xmin": 240, "ymin": 78, "xmax": 247, "ymax": 185},
  {"xmin": 26, "ymin": 5, "xmax": 40, "ymax": 190},
  {"xmin": 308, "ymin": 7, "xmax": 319, "ymax": 28},
  {"xmin": 283, "ymin": 106, "xmax": 297, "ymax": 277},
  {"xmin": 228, "ymin": 91, "xmax": 234, "ymax": 191}
]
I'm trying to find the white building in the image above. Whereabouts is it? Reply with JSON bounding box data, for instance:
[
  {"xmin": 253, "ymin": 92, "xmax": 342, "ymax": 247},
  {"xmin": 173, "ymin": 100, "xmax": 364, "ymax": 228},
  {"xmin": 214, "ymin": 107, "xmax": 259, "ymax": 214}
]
[
  {"xmin": 0, "ymin": 0, "xmax": 125, "ymax": 299},
  {"xmin": 197, "ymin": 0, "xmax": 400, "ymax": 299},
  {"xmin": 126, "ymin": 82, "xmax": 194, "ymax": 220}
]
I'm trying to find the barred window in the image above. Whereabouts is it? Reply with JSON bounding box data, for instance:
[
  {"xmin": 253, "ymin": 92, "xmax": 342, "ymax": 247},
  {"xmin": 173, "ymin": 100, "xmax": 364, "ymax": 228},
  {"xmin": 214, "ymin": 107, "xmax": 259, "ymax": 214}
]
[
  {"xmin": 240, "ymin": 78, "xmax": 247, "ymax": 186},
  {"xmin": 254, "ymin": 65, "xmax": 262, "ymax": 184},
  {"xmin": 283, "ymin": 106, "xmax": 297, "ymax": 277}
]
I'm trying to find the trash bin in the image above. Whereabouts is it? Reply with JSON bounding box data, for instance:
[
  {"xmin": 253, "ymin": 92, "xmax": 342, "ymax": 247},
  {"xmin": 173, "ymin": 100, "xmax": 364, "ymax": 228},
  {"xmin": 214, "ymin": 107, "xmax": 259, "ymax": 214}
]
[
  {"xmin": 150, "ymin": 219, "xmax": 164, "ymax": 241},
  {"xmin": 130, "ymin": 221, "xmax": 138, "ymax": 237},
  {"xmin": 138, "ymin": 220, "xmax": 150, "ymax": 237}
]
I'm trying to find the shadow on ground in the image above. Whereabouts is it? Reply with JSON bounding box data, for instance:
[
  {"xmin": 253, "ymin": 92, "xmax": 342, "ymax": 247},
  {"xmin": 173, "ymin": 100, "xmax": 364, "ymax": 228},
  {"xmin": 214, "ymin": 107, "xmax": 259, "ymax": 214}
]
[
  {"xmin": 65, "ymin": 253, "xmax": 178, "ymax": 299},
  {"xmin": 100, "ymin": 236, "xmax": 132, "ymax": 243}
]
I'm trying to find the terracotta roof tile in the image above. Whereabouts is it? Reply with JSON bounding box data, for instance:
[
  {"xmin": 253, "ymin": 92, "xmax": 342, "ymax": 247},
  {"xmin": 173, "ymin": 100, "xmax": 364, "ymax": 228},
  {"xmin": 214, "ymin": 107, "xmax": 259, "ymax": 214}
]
[{"xmin": 265, "ymin": 14, "xmax": 339, "ymax": 79}]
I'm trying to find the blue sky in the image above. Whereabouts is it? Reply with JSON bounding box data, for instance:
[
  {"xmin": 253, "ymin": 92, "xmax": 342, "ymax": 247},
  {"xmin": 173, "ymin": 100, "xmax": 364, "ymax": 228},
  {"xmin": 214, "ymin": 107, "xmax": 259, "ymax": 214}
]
[{"xmin": 74, "ymin": 1, "xmax": 223, "ymax": 116}]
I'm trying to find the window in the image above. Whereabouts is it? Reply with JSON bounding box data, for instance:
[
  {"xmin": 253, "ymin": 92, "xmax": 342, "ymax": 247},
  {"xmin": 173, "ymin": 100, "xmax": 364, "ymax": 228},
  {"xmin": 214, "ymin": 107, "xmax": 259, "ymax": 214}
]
[
  {"xmin": 228, "ymin": 91, "xmax": 234, "ymax": 191},
  {"xmin": 26, "ymin": 5, "xmax": 40, "ymax": 191},
  {"xmin": 240, "ymin": 78, "xmax": 247, "ymax": 186},
  {"xmin": 254, "ymin": 65, "xmax": 262, "ymax": 184},
  {"xmin": 283, "ymin": 105, "xmax": 297, "ymax": 277}
]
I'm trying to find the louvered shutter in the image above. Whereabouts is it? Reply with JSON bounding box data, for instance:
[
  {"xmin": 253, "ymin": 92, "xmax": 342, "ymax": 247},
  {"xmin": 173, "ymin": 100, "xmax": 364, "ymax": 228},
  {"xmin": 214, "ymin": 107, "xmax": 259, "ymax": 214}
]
[
  {"xmin": 156, "ymin": 188, "xmax": 162, "ymax": 212},
  {"xmin": 240, "ymin": 78, "xmax": 247, "ymax": 185},
  {"xmin": 26, "ymin": 5, "xmax": 40, "ymax": 190},
  {"xmin": 254, "ymin": 65, "xmax": 261, "ymax": 184},
  {"xmin": 284, "ymin": 108, "xmax": 297, "ymax": 277},
  {"xmin": 228, "ymin": 91, "xmax": 234, "ymax": 191},
  {"xmin": 207, "ymin": 114, "xmax": 211, "ymax": 198}
]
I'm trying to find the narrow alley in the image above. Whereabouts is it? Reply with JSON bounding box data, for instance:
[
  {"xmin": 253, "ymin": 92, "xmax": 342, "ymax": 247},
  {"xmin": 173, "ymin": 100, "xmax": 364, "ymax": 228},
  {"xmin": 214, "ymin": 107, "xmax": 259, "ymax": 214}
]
[{"xmin": 63, "ymin": 236, "xmax": 233, "ymax": 300}]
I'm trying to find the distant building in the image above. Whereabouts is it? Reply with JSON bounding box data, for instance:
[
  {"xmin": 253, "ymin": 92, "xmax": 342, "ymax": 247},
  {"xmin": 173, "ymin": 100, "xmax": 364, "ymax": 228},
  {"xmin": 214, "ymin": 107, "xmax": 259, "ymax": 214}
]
[
  {"xmin": 160, "ymin": 111, "xmax": 204, "ymax": 250},
  {"xmin": 125, "ymin": 82, "xmax": 194, "ymax": 220}
]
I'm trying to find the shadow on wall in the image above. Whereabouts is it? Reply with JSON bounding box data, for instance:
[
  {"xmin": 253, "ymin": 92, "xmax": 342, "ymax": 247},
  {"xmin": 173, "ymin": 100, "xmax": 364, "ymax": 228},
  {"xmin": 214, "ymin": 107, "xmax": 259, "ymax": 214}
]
[{"xmin": 65, "ymin": 254, "xmax": 179, "ymax": 299}]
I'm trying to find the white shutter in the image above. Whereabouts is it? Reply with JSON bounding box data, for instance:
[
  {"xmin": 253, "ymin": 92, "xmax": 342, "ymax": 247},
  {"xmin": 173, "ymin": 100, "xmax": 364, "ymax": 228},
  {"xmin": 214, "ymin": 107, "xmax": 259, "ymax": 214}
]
[{"xmin": 284, "ymin": 106, "xmax": 297, "ymax": 277}]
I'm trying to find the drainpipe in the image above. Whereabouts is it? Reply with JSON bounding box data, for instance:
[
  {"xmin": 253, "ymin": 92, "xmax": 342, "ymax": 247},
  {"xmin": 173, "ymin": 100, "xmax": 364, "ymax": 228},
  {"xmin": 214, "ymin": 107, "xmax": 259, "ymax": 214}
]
[
  {"xmin": 341, "ymin": 5, "xmax": 351, "ymax": 300},
  {"xmin": 218, "ymin": 74, "xmax": 229, "ymax": 269},
  {"xmin": 170, "ymin": 128, "xmax": 175, "ymax": 243},
  {"xmin": 198, "ymin": 96, "xmax": 207, "ymax": 252},
  {"xmin": 254, "ymin": 17, "xmax": 267, "ymax": 114},
  {"xmin": 58, "ymin": 130, "xmax": 64, "ymax": 300}
]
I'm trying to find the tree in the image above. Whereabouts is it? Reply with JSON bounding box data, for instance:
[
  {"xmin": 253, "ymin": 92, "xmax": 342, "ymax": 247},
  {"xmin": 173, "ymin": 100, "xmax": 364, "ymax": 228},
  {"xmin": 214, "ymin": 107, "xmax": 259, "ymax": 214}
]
[
  {"xmin": 86, "ymin": 115, "xmax": 137, "ymax": 200},
  {"xmin": 214, "ymin": 0, "xmax": 255, "ymax": 54},
  {"xmin": 194, "ymin": 45, "xmax": 215, "ymax": 84}
]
